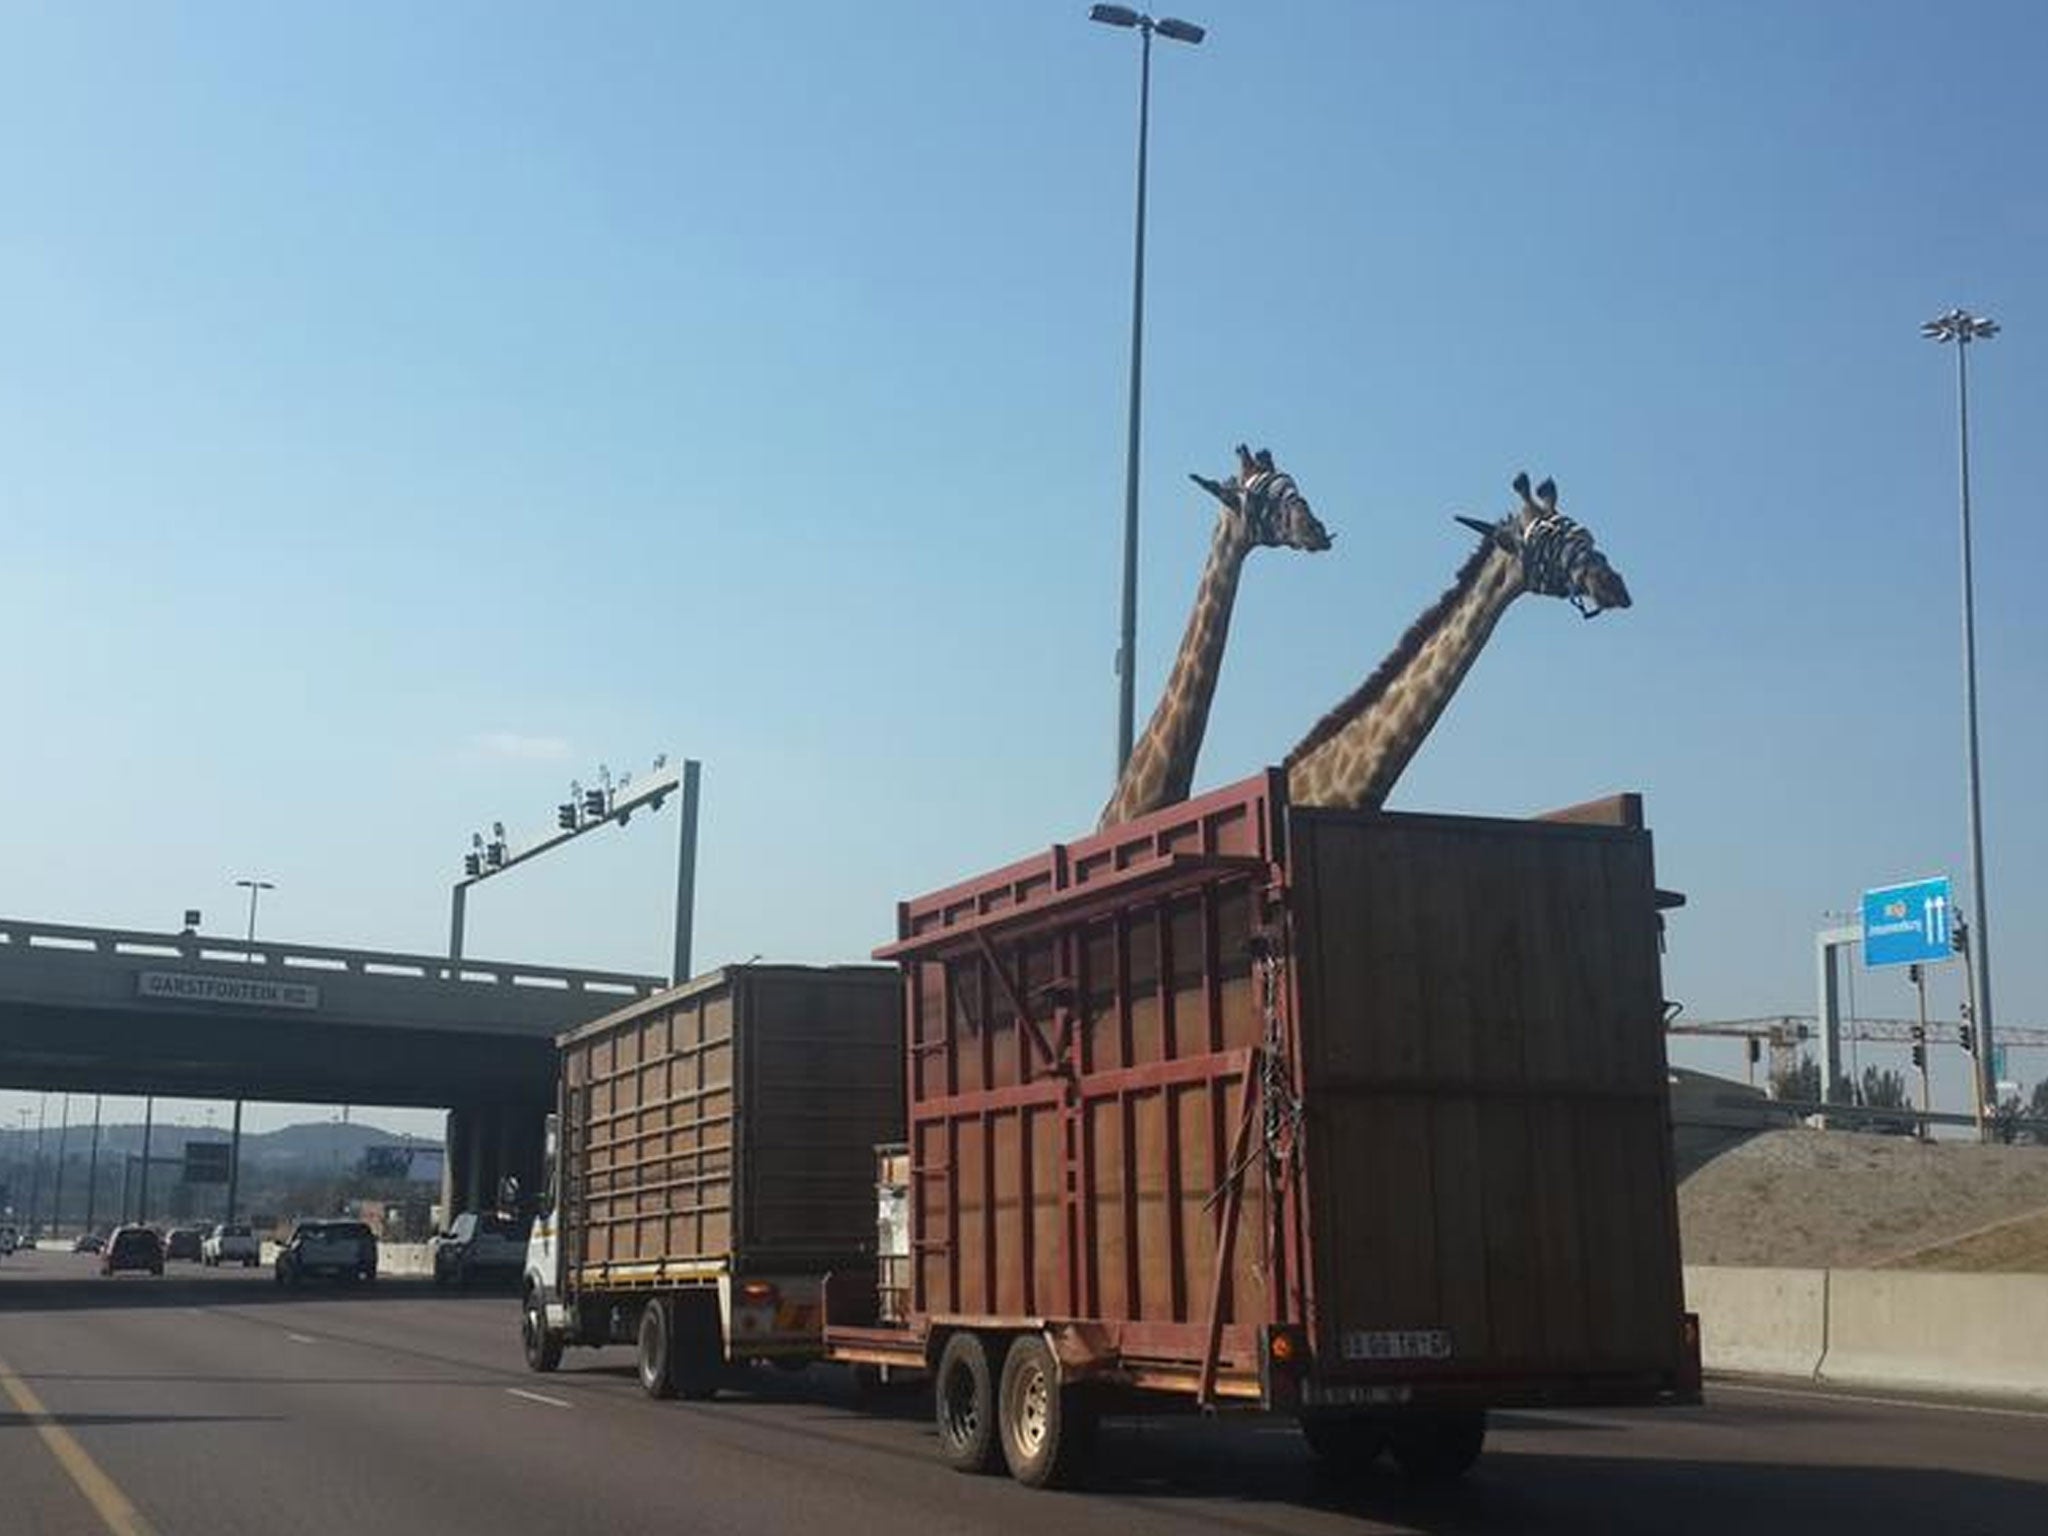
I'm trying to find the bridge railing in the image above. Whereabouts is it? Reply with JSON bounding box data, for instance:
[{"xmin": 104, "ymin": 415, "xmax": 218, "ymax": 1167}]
[{"xmin": 0, "ymin": 918, "xmax": 665, "ymax": 999}]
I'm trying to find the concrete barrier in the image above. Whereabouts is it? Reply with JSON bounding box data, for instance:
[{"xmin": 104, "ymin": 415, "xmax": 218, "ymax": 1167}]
[
  {"xmin": 259, "ymin": 1239, "xmax": 434, "ymax": 1276},
  {"xmin": 1818, "ymin": 1270, "xmax": 2048, "ymax": 1402},
  {"xmin": 1684, "ymin": 1265, "xmax": 1828, "ymax": 1379},
  {"xmin": 1686, "ymin": 1264, "xmax": 2048, "ymax": 1402}
]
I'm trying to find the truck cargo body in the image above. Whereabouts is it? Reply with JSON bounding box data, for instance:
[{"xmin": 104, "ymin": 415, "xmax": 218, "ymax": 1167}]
[
  {"xmin": 824, "ymin": 771, "xmax": 1697, "ymax": 1481},
  {"xmin": 522, "ymin": 965, "xmax": 902, "ymax": 1391}
]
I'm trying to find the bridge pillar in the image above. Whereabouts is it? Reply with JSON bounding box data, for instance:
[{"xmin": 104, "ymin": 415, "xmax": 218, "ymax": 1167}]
[{"xmin": 441, "ymin": 1103, "xmax": 546, "ymax": 1220}]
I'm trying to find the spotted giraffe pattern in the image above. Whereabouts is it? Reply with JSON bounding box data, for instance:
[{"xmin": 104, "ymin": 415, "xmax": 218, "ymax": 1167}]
[
  {"xmin": 1099, "ymin": 446, "xmax": 1332, "ymax": 830},
  {"xmin": 1285, "ymin": 473, "xmax": 1631, "ymax": 812}
]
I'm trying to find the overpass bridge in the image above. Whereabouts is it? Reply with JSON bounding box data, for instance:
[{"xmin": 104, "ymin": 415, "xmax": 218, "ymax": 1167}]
[{"xmin": 0, "ymin": 917, "xmax": 666, "ymax": 1214}]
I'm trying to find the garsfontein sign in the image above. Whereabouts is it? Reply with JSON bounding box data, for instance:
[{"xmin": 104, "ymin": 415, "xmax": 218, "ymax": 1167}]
[{"xmin": 136, "ymin": 971, "xmax": 321, "ymax": 1010}]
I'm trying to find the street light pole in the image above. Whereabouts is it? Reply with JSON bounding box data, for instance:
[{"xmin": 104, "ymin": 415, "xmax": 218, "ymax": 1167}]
[
  {"xmin": 1921, "ymin": 307, "xmax": 2000, "ymax": 1129},
  {"xmin": 235, "ymin": 877, "xmax": 275, "ymax": 946},
  {"xmin": 1091, "ymin": 6, "xmax": 1205, "ymax": 776}
]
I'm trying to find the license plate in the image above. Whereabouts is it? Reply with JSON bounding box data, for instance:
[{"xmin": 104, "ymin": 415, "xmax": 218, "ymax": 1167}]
[{"xmin": 1341, "ymin": 1328, "xmax": 1453, "ymax": 1362}]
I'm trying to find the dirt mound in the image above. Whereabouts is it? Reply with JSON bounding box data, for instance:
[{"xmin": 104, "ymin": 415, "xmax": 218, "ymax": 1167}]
[{"xmin": 1677, "ymin": 1128, "xmax": 2048, "ymax": 1271}]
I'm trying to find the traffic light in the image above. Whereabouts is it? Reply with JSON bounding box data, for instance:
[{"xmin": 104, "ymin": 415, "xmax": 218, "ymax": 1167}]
[
  {"xmin": 1746, "ymin": 1037, "xmax": 1761, "ymax": 1065},
  {"xmin": 1953, "ymin": 919, "xmax": 1969, "ymax": 955},
  {"xmin": 1907, "ymin": 963, "xmax": 1923, "ymax": 984},
  {"xmin": 557, "ymin": 802, "xmax": 578, "ymax": 830},
  {"xmin": 463, "ymin": 853, "xmax": 482, "ymax": 877},
  {"xmin": 485, "ymin": 840, "xmax": 506, "ymax": 869},
  {"xmin": 1960, "ymin": 1024, "xmax": 1976, "ymax": 1054},
  {"xmin": 1912, "ymin": 1042, "xmax": 1927, "ymax": 1069},
  {"xmin": 583, "ymin": 788, "xmax": 607, "ymax": 819}
]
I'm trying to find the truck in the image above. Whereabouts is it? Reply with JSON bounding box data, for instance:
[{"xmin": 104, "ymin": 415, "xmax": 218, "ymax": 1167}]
[
  {"xmin": 524, "ymin": 771, "xmax": 1699, "ymax": 1487},
  {"xmin": 520, "ymin": 964, "xmax": 903, "ymax": 1395}
]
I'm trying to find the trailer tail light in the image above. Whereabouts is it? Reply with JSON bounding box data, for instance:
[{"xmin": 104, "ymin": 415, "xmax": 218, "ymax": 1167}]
[
  {"xmin": 1261, "ymin": 1325, "xmax": 1309, "ymax": 1410},
  {"xmin": 739, "ymin": 1280, "xmax": 780, "ymax": 1307}
]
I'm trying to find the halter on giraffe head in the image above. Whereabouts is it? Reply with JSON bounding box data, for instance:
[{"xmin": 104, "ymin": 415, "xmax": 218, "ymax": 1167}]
[
  {"xmin": 1191, "ymin": 444, "xmax": 1334, "ymax": 555},
  {"xmin": 1454, "ymin": 471, "xmax": 1631, "ymax": 616}
]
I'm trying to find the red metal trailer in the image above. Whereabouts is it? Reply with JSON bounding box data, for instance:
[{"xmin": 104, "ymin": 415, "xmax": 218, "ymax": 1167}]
[{"xmin": 824, "ymin": 769, "xmax": 1699, "ymax": 1486}]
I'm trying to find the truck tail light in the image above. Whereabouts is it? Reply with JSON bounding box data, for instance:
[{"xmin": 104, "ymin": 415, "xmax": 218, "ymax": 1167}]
[
  {"xmin": 739, "ymin": 1280, "xmax": 780, "ymax": 1307},
  {"xmin": 1262, "ymin": 1324, "xmax": 1309, "ymax": 1410}
]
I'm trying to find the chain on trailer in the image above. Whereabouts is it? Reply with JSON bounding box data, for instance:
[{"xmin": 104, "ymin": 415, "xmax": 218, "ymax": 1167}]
[{"xmin": 1204, "ymin": 912, "xmax": 1304, "ymax": 1279}]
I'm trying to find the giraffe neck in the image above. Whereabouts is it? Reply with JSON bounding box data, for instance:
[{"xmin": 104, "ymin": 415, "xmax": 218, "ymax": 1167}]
[
  {"xmin": 1286, "ymin": 545, "xmax": 1526, "ymax": 811},
  {"xmin": 1098, "ymin": 518, "xmax": 1254, "ymax": 828}
]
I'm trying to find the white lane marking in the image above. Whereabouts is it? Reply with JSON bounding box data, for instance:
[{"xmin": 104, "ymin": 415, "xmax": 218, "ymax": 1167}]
[
  {"xmin": 1714, "ymin": 1380, "xmax": 2048, "ymax": 1423},
  {"xmin": 506, "ymin": 1388, "xmax": 573, "ymax": 1410},
  {"xmin": 286, "ymin": 1333, "xmax": 318, "ymax": 1344}
]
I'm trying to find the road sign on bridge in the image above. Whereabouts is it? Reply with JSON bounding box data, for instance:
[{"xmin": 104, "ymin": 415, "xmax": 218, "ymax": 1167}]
[
  {"xmin": 1862, "ymin": 876, "xmax": 1954, "ymax": 969},
  {"xmin": 184, "ymin": 1141, "xmax": 231, "ymax": 1184}
]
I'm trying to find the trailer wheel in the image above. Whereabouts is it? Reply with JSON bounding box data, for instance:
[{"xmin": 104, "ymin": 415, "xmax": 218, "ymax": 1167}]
[
  {"xmin": 522, "ymin": 1287, "xmax": 563, "ymax": 1374},
  {"xmin": 637, "ymin": 1300, "xmax": 677, "ymax": 1399},
  {"xmin": 1298, "ymin": 1412, "xmax": 1386, "ymax": 1471},
  {"xmin": 933, "ymin": 1332, "xmax": 1003, "ymax": 1475},
  {"xmin": 997, "ymin": 1334, "xmax": 1096, "ymax": 1489},
  {"xmin": 1387, "ymin": 1410, "xmax": 1486, "ymax": 1482}
]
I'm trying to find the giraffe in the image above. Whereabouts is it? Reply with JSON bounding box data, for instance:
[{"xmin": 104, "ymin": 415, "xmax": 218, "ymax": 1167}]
[
  {"xmin": 1099, "ymin": 445, "xmax": 1333, "ymax": 829},
  {"xmin": 1285, "ymin": 472, "xmax": 1630, "ymax": 811}
]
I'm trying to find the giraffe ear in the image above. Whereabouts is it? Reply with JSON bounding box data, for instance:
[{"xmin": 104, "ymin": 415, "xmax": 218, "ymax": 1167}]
[{"xmin": 1191, "ymin": 471, "xmax": 1234, "ymax": 505}]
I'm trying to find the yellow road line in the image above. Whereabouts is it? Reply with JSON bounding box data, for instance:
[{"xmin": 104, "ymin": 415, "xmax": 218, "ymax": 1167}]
[{"xmin": 0, "ymin": 1351, "xmax": 158, "ymax": 1536}]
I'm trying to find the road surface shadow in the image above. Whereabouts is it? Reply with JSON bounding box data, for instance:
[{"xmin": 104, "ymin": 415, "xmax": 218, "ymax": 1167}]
[
  {"xmin": 0, "ymin": 1269, "xmax": 477, "ymax": 1313},
  {"xmin": 1064, "ymin": 1415, "xmax": 2046, "ymax": 1535}
]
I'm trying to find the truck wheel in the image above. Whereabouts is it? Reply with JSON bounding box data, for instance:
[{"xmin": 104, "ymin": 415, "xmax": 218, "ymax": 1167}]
[
  {"xmin": 1387, "ymin": 1410, "xmax": 1486, "ymax": 1482},
  {"xmin": 934, "ymin": 1333, "xmax": 1003, "ymax": 1475},
  {"xmin": 637, "ymin": 1301, "xmax": 677, "ymax": 1399},
  {"xmin": 670, "ymin": 1292, "xmax": 723, "ymax": 1401},
  {"xmin": 1299, "ymin": 1413, "xmax": 1387, "ymax": 1471},
  {"xmin": 522, "ymin": 1288, "xmax": 564, "ymax": 1373},
  {"xmin": 997, "ymin": 1334, "xmax": 1096, "ymax": 1489}
]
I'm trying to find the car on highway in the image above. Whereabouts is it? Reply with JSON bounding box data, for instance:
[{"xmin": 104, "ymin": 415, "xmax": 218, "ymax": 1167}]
[
  {"xmin": 102, "ymin": 1225, "xmax": 165, "ymax": 1276},
  {"xmin": 274, "ymin": 1219, "xmax": 378, "ymax": 1287},
  {"xmin": 431, "ymin": 1211, "xmax": 531, "ymax": 1289},
  {"xmin": 73, "ymin": 1232, "xmax": 106, "ymax": 1254},
  {"xmin": 164, "ymin": 1227, "xmax": 205, "ymax": 1262},
  {"xmin": 201, "ymin": 1223, "xmax": 260, "ymax": 1267}
]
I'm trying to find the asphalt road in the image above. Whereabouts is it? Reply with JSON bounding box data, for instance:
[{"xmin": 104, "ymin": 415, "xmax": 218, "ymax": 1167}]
[{"xmin": 4, "ymin": 1247, "xmax": 2045, "ymax": 1536}]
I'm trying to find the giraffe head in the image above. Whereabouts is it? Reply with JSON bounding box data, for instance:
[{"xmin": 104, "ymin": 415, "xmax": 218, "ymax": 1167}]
[
  {"xmin": 1189, "ymin": 444, "xmax": 1334, "ymax": 552},
  {"xmin": 1455, "ymin": 472, "xmax": 1631, "ymax": 616}
]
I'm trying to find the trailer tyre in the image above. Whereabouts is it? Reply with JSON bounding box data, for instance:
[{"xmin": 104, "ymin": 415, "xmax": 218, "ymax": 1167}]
[
  {"xmin": 671, "ymin": 1292, "xmax": 724, "ymax": 1401},
  {"xmin": 1298, "ymin": 1413, "xmax": 1387, "ymax": 1471},
  {"xmin": 998, "ymin": 1334, "xmax": 1096, "ymax": 1489},
  {"xmin": 522, "ymin": 1287, "xmax": 563, "ymax": 1374},
  {"xmin": 934, "ymin": 1332, "xmax": 1003, "ymax": 1475},
  {"xmin": 637, "ymin": 1300, "xmax": 678, "ymax": 1399},
  {"xmin": 1387, "ymin": 1410, "xmax": 1486, "ymax": 1483}
]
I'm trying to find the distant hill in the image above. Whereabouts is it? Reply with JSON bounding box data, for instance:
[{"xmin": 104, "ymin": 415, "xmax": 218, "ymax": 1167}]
[{"xmin": 0, "ymin": 1119, "xmax": 441, "ymax": 1181}]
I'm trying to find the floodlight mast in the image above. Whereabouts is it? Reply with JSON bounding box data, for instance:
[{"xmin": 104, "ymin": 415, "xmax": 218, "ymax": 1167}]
[
  {"xmin": 1088, "ymin": 6, "xmax": 1206, "ymax": 777},
  {"xmin": 1921, "ymin": 306, "xmax": 2000, "ymax": 1130}
]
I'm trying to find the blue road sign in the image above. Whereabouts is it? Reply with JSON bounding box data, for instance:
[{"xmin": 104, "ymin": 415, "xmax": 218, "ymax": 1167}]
[{"xmin": 1862, "ymin": 876, "xmax": 1954, "ymax": 968}]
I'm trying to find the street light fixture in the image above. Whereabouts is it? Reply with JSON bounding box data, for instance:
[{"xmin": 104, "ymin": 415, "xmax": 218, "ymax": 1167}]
[
  {"xmin": 1921, "ymin": 306, "xmax": 2000, "ymax": 1129},
  {"xmin": 1089, "ymin": 5, "xmax": 1206, "ymax": 776},
  {"xmin": 234, "ymin": 877, "xmax": 276, "ymax": 945}
]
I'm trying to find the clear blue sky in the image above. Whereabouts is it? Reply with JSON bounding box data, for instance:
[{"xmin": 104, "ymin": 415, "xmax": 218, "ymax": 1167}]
[{"xmin": 4, "ymin": 2, "xmax": 2044, "ymax": 1139}]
